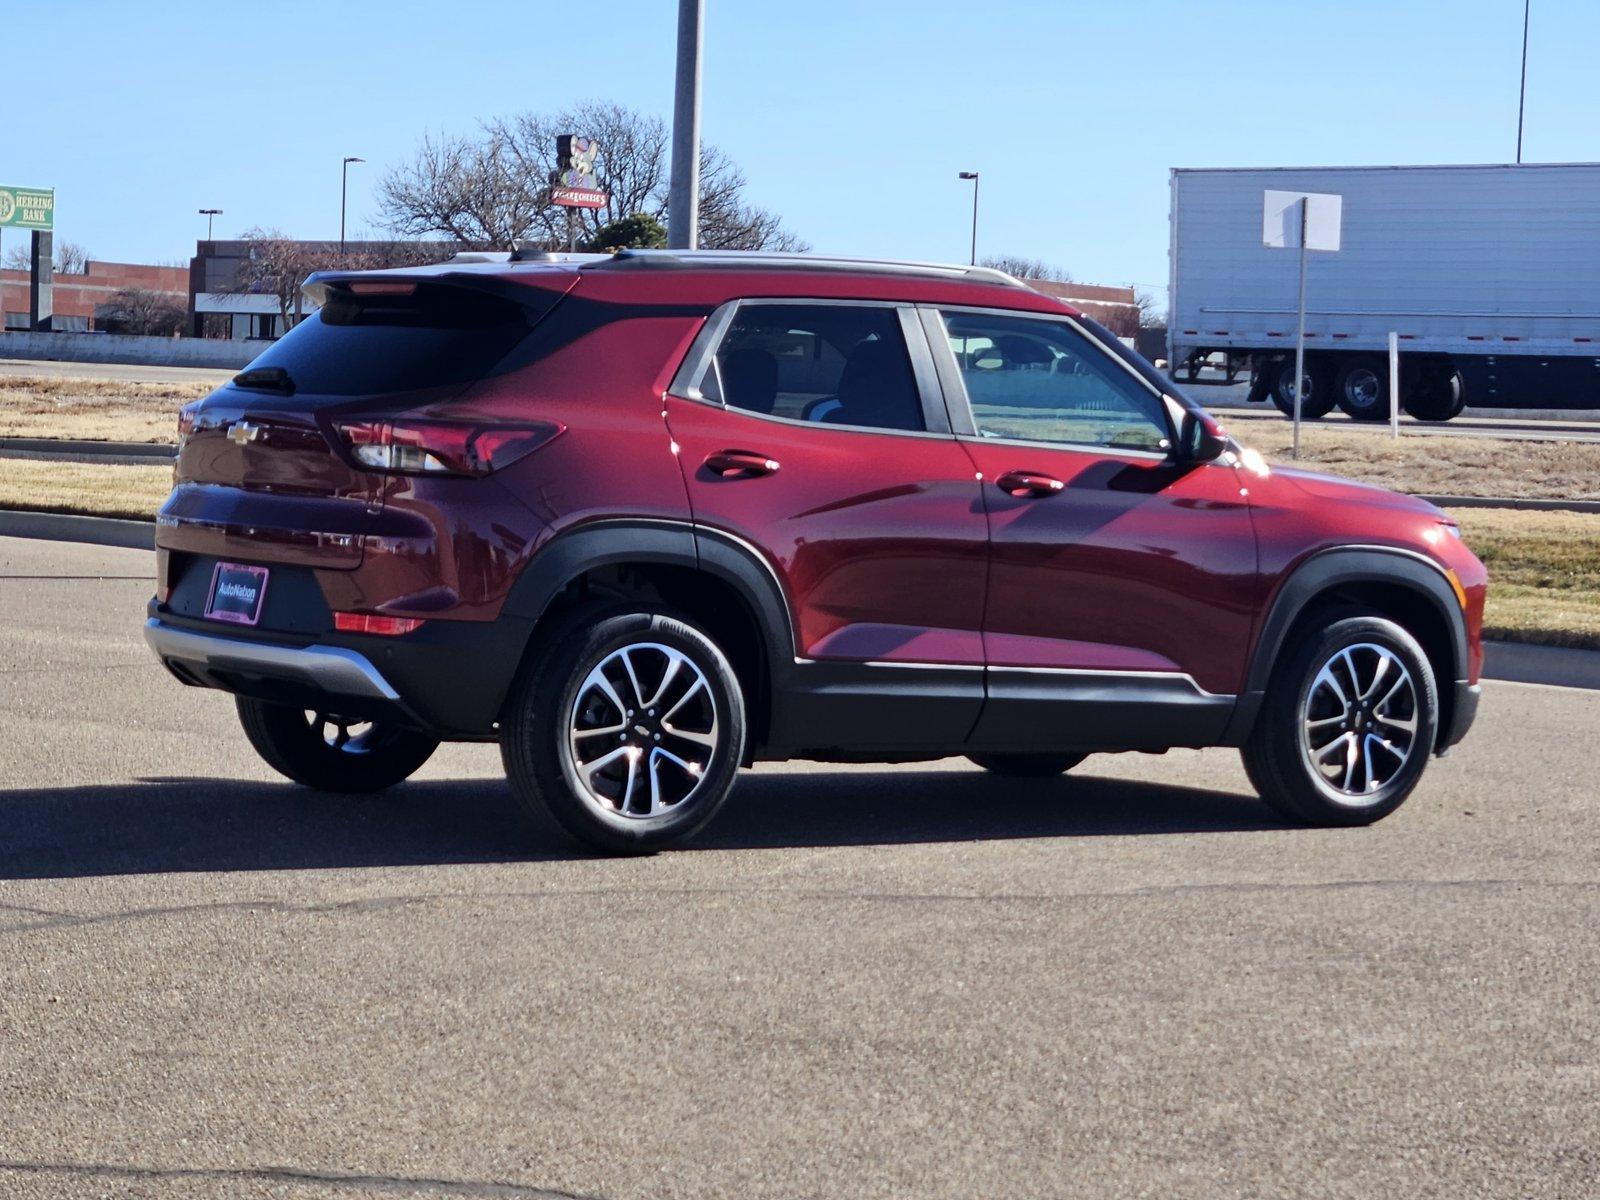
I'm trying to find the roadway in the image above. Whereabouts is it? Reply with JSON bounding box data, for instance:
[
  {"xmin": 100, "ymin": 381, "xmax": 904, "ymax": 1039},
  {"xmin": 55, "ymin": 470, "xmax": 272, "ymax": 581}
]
[
  {"xmin": 1188, "ymin": 380, "xmax": 1600, "ymax": 443},
  {"xmin": 2, "ymin": 535, "xmax": 1597, "ymax": 1198}
]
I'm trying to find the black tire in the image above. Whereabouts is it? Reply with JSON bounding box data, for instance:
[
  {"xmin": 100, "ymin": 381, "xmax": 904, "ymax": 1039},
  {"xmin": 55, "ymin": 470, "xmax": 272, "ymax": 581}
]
[
  {"xmin": 236, "ymin": 697, "xmax": 438, "ymax": 792},
  {"xmin": 1402, "ymin": 367, "xmax": 1466, "ymax": 422},
  {"xmin": 968, "ymin": 752, "xmax": 1086, "ymax": 777},
  {"xmin": 1334, "ymin": 357, "xmax": 1390, "ymax": 421},
  {"xmin": 1241, "ymin": 614, "xmax": 1439, "ymax": 826},
  {"xmin": 499, "ymin": 605, "xmax": 747, "ymax": 855},
  {"xmin": 1270, "ymin": 358, "xmax": 1335, "ymax": 419}
]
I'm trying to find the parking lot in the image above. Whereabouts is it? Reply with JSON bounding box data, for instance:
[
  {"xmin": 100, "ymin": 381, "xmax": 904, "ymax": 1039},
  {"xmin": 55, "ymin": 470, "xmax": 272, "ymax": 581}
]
[{"xmin": 2, "ymin": 533, "xmax": 1598, "ymax": 1199}]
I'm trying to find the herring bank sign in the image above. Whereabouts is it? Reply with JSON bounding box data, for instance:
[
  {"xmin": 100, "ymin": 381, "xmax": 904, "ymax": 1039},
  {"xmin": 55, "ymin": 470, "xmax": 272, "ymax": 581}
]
[{"xmin": 0, "ymin": 185, "xmax": 53, "ymax": 230}]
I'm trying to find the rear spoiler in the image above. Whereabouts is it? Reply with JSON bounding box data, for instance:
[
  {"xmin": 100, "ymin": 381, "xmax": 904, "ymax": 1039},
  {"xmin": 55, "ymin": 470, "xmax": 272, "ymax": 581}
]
[{"xmin": 301, "ymin": 268, "xmax": 580, "ymax": 312}]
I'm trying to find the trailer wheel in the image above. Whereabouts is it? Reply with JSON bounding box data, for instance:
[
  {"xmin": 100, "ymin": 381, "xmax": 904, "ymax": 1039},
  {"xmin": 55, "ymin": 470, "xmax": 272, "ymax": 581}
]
[
  {"xmin": 1270, "ymin": 359, "xmax": 1334, "ymax": 419},
  {"xmin": 1402, "ymin": 367, "xmax": 1466, "ymax": 422},
  {"xmin": 1334, "ymin": 358, "xmax": 1390, "ymax": 421}
]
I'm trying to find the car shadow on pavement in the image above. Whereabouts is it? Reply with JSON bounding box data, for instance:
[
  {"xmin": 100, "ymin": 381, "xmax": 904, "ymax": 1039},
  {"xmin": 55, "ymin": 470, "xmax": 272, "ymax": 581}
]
[{"xmin": 0, "ymin": 768, "xmax": 1287, "ymax": 880}]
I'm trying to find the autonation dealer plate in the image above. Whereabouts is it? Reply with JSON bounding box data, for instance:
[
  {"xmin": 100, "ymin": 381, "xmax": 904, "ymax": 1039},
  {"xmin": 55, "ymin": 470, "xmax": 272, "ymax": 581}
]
[{"xmin": 205, "ymin": 562, "xmax": 269, "ymax": 625}]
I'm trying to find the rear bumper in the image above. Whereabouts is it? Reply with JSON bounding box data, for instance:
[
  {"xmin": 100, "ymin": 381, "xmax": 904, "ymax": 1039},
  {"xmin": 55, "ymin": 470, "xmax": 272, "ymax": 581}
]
[
  {"xmin": 144, "ymin": 607, "xmax": 537, "ymax": 738},
  {"xmin": 145, "ymin": 617, "xmax": 404, "ymax": 704}
]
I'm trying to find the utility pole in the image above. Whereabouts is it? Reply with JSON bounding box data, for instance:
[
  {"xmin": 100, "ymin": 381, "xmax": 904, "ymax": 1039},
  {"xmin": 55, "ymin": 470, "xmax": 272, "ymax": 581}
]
[
  {"xmin": 340, "ymin": 157, "xmax": 364, "ymax": 257},
  {"xmin": 668, "ymin": 0, "xmax": 704, "ymax": 250},
  {"xmin": 1292, "ymin": 198, "xmax": 1308, "ymax": 460},
  {"xmin": 959, "ymin": 171, "xmax": 979, "ymax": 265},
  {"xmin": 1516, "ymin": 0, "xmax": 1531, "ymax": 163}
]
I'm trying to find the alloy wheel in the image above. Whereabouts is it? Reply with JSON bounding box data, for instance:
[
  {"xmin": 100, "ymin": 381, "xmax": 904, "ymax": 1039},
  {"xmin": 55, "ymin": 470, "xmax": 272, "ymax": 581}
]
[
  {"xmin": 1299, "ymin": 642, "xmax": 1419, "ymax": 801},
  {"xmin": 566, "ymin": 642, "xmax": 719, "ymax": 818}
]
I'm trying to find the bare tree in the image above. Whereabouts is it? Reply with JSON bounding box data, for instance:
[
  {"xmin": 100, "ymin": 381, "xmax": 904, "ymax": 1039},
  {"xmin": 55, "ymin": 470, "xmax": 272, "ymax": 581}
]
[
  {"xmin": 1135, "ymin": 290, "xmax": 1166, "ymax": 330},
  {"xmin": 381, "ymin": 103, "xmax": 806, "ymax": 253},
  {"xmin": 100, "ymin": 287, "xmax": 185, "ymax": 337},
  {"xmin": 980, "ymin": 255, "xmax": 1072, "ymax": 282},
  {"xmin": 375, "ymin": 132, "xmax": 541, "ymax": 249},
  {"xmin": 2, "ymin": 239, "xmax": 93, "ymax": 273},
  {"xmin": 54, "ymin": 241, "xmax": 91, "ymax": 274},
  {"xmin": 229, "ymin": 228, "xmax": 451, "ymax": 329},
  {"xmin": 1100, "ymin": 306, "xmax": 1141, "ymax": 339}
]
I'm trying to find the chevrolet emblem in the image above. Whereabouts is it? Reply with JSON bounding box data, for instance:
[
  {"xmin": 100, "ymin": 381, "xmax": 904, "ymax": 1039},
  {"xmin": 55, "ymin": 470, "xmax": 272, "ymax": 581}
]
[{"xmin": 227, "ymin": 421, "xmax": 263, "ymax": 446}]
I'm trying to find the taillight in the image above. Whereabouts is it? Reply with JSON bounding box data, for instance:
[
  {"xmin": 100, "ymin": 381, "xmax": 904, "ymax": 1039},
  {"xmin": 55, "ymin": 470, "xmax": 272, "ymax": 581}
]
[
  {"xmin": 334, "ymin": 419, "xmax": 562, "ymax": 476},
  {"xmin": 177, "ymin": 402, "xmax": 200, "ymax": 439},
  {"xmin": 333, "ymin": 612, "xmax": 426, "ymax": 636}
]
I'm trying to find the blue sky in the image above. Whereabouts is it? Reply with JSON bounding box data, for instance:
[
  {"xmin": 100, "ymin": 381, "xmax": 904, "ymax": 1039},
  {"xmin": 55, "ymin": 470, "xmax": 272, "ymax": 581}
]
[{"xmin": 5, "ymin": 0, "xmax": 1596, "ymax": 306}]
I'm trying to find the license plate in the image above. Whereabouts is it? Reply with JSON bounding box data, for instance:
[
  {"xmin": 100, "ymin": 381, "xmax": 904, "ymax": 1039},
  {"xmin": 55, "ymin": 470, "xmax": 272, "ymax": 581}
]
[{"xmin": 205, "ymin": 562, "xmax": 270, "ymax": 626}]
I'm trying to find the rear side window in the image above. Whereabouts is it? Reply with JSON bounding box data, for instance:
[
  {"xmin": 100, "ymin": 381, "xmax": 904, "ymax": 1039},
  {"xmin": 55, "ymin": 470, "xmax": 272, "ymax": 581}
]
[
  {"xmin": 707, "ymin": 303, "xmax": 925, "ymax": 433},
  {"xmin": 242, "ymin": 283, "xmax": 535, "ymax": 397}
]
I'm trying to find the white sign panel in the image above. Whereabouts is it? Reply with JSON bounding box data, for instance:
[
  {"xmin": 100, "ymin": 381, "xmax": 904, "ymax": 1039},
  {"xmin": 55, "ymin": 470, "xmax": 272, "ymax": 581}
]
[{"xmin": 1263, "ymin": 189, "xmax": 1343, "ymax": 252}]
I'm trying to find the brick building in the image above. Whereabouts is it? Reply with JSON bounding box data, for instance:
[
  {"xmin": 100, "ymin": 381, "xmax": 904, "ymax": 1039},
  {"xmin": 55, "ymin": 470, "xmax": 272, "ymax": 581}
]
[
  {"xmin": 1020, "ymin": 278, "xmax": 1139, "ymax": 333},
  {"xmin": 188, "ymin": 239, "xmax": 444, "ymax": 340},
  {"xmin": 1, "ymin": 260, "xmax": 188, "ymax": 333}
]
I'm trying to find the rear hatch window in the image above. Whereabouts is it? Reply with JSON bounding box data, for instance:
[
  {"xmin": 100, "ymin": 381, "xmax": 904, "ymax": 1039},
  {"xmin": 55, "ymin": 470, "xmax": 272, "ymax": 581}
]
[{"xmin": 238, "ymin": 280, "xmax": 537, "ymax": 401}]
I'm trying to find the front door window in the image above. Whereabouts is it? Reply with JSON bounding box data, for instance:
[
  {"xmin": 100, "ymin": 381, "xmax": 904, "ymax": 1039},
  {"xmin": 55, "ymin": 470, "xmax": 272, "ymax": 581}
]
[{"xmin": 942, "ymin": 311, "xmax": 1170, "ymax": 453}]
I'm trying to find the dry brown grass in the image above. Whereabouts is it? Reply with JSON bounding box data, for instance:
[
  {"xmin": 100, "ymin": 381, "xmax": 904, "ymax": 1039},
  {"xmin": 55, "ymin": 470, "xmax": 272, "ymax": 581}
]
[
  {"xmin": 1454, "ymin": 508, "xmax": 1600, "ymax": 650},
  {"xmin": 1233, "ymin": 421, "xmax": 1600, "ymax": 501},
  {"xmin": 0, "ymin": 459, "xmax": 171, "ymax": 521},
  {"xmin": 0, "ymin": 376, "xmax": 211, "ymax": 444}
]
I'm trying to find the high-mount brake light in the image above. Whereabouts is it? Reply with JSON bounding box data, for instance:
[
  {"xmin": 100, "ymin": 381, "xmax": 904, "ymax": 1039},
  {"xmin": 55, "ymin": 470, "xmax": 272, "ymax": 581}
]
[
  {"xmin": 333, "ymin": 612, "xmax": 427, "ymax": 636},
  {"xmin": 345, "ymin": 280, "xmax": 418, "ymax": 296},
  {"xmin": 334, "ymin": 419, "xmax": 563, "ymax": 477}
]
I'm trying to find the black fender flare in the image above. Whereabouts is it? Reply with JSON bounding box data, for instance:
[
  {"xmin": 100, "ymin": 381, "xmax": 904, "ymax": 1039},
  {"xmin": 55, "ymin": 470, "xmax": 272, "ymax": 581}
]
[
  {"xmin": 500, "ymin": 517, "xmax": 798, "ymax": 687},
  {"xmin": 1222, "ymin": 545, "xmax": 1468, "ymax": 745}
]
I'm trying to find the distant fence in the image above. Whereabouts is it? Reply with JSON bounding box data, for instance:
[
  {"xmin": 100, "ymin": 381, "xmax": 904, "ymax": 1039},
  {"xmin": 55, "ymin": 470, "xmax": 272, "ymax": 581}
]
[{"xmin": 0, "ymin": 331, "xmax": 261, "ymax": 370}]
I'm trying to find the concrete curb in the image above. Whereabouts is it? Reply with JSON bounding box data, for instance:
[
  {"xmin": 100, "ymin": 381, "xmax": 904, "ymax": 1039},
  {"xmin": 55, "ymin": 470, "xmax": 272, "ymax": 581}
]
[
  {"xmin": 0, "ymin": 509, "xmax": 154, "ymax": 550},
  {"xmin": 1423, "ymin": 494, "xmax": 1600, "ymax": 514},
  {"xmin": 1483, "ymin": 640, "xmax": 1600, "ymax": 691},
  {"xmin": 0, "ymin": 437, "xmax": 174, "ymax": 460}
]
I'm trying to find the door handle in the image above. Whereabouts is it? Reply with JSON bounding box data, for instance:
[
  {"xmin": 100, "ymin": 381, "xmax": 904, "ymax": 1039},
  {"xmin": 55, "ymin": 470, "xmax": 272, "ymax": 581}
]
[
  {"xmin": 995, "ymin": 470, "xmax": 1065, "ymax": 498},
  {"xmin": 704, "ymin": 450, "xmax": 780, "ymax": 478}
]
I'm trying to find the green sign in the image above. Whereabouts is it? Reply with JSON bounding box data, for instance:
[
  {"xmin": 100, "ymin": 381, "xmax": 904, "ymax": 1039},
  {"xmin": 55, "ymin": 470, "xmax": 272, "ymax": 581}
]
[{"xmin": 0, "ymin": 185, "xmax": 53, "ymax": 231}]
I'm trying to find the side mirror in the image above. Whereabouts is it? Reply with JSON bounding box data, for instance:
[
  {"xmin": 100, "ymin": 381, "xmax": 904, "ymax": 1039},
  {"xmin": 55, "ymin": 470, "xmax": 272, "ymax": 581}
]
[{"xmin": 1176, "ymin": 410, "xmax": 1228, "ymax": 464}]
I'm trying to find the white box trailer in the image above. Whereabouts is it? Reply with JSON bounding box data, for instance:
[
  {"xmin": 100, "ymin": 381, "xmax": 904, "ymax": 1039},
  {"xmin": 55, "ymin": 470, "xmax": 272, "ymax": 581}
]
[{"xmin": 1169, "ymin": 163, "xmax": 1600, "ymax": 421}]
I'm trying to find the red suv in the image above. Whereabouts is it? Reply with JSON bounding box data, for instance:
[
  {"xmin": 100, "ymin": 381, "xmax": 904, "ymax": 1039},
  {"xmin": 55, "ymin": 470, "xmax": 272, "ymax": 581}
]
[{"xmin": 144, "ymin": 251, "xmax": 1485, "ymax": 853}]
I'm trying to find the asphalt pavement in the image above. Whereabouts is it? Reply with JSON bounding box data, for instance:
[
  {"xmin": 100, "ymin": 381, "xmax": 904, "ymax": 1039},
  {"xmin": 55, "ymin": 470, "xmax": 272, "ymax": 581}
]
[
  {"xmin": 1, "ymin": 535, "xmax": 1597, "ymax": 1199},
  {"xmin": 1187, "ymin": 379, "xmax": 1600, "ymax": 442}
]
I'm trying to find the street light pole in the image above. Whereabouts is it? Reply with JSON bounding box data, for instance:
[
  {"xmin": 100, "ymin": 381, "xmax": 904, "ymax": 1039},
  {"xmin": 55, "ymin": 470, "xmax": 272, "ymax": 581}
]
[
  {"xmin": 1516, "ymin": 0, "xmax": 1531, "ymax": 163},
  {"xmin": 668, "ymin": 0, "xmax": 704, "ymax": 250},
  {"xmin": 959, "ymin": 171, "xmax": 979, "ymax": 265},
  {"xmin": 341, "ymin": 157, "xmax": 364, "ymax": 257},
  {"xmin": 198, "ymin": 208, "xmax": 222, "ymax": 241}
]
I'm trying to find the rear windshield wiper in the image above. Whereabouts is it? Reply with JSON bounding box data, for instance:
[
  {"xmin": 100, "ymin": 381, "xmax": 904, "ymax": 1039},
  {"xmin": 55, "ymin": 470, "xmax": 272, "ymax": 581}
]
[{"xmin": 233, "ymin": 366, "xmax": 297, "ymax": 395}]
